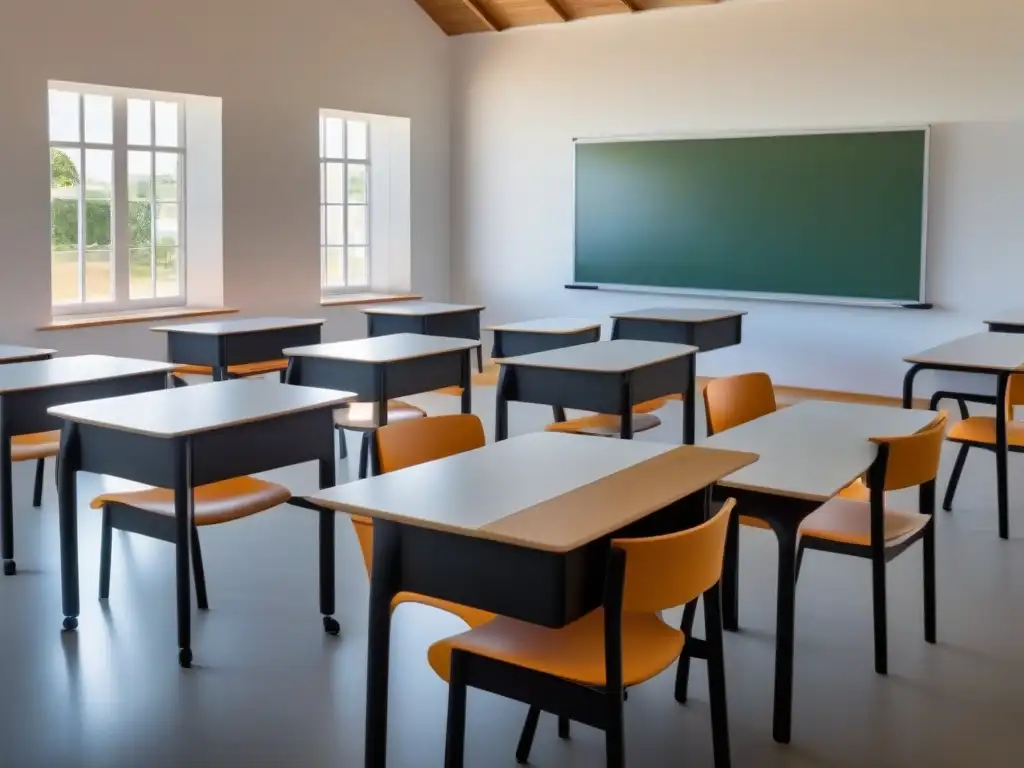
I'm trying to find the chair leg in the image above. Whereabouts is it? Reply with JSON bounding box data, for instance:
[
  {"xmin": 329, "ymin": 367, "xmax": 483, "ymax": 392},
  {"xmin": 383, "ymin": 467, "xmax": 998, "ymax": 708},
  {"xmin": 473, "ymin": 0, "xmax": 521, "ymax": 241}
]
[
  {"xmin": 923, "ymin": 523, "xmax": 936, "ymax": 644},
  {"xmin": 445, "ymin": 651, "xmax": 468, "ymax": 768},
  {"xmin": 190, "ymin": 523, "xmax": 209, "ymax": 611},
  {"xmin": 99, "ymin": 506, "xmax": 113, "ymax": 600},
  {"xmin": 476, "ymin": 346, "xmax": 484, "ymax": 374},
  {"xmin": 605, "ymin": 690, "xmax": 626, "ymax": 768},
  {"xmin": 795, "ymin": 543, "xmax": 806, "ymax": 582},
  {"xmin": 358, "ymin": 433, "xmax": 370, "ymax": 480},
  {"xmin": 32, "ymin": 458, "xmax": 45, "ymax": 508},
  {"xmin": 337, "ymin": 429, "xmax": 348, "ymax": 460},
  {"xmin": 704, "ymin": 585, "xmax": 732, "ymax": 768},
  {"xmin": 871, "ymin": 554, "xmax": 888, "ymax": 675},
  {"xmin": 558, "ymin": 715, "xmax": 570, "ymax": 740},
  {"xmin": 942, "ymin": 444, "xmax": 969, "ymax": 512},
  {"xmin": 674, "ymin": 598, "xmax": 699, "ymax": 703},
  {"xmin": 515, "ymin": 707, "xmax": 541, "ymax": 764}
]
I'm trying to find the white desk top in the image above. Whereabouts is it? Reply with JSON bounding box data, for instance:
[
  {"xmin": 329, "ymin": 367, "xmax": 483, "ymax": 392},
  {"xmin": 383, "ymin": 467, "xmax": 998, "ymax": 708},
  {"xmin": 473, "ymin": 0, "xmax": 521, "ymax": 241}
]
[
  {"xmin": 0, "ymin": 356, "xmax": 175, "ymax": 395},
  {"xmin": 500, "ymin": 339, "xmax": 696, "ymax": 373},
  {"xmin": 284, "ymin": 333, "xmax": 480, "ymax": 363},
  {"xmin": 904, "ymin": 333, "xmax": 1024, "ymax": 371},
  {"xmin": 306, "ymin": 433, "xmax": 756, "ymax": 553},
  {"xmin": 151, "ymin": 317, "xmax": 324, "ymax": 335},
  {"xmin": 703, "ymin": 401, "xmax": 939, "ymax": 501},
  {"xmin": 49, "ymin": 379, "xmax": 354, "ymax": 437},
  {"xmin": 362, "ymin": 301, "xmax": 484, "ymax": 316},
  {"xmin": 985, "ymin": 311, "xmax": 1024, "ymax": 327},
  {"xmin": 486, "ymin": 318, "xmax": 601, "ymax": 335},
  {"xmin": 611, "ymin": 307, "xmax": 746, "ymax": 324},
  {"xmin": 0, "ymin": 345, "xmax": 56, "ymax": 364}
]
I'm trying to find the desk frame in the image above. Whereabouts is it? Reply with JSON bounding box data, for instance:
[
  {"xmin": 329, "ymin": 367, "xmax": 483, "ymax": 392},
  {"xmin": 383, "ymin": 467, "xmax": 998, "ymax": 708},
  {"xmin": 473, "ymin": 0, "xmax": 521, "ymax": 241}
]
[
  {"xmin": 366, "ymin": 310, "xmax": 484, "ymax": 373},
  {"xmin": 163, "ymin": 324, "xmax": 322, "ymax": 381},
  {"xmin": 610, "ymin": 314, "xmax": 743, "ymax": 352}
]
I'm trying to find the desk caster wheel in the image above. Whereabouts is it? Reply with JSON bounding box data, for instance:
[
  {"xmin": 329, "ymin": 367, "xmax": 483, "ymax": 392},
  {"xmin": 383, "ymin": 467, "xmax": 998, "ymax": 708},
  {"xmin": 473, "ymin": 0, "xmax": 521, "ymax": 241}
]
[
  {"xmin": 62, "ymin": 616, "xmax": 78, "ymax": 631},
  {"xmin": 179, "ymin": 649, "xmax": 192, "ymax": 668},
  {"xmin": 3, "ymin": 560, "xmax": 15, "ymax": 576},
  {"xmin": 323, "ymin": 616, "xmax": 340, "ymax": 636}
]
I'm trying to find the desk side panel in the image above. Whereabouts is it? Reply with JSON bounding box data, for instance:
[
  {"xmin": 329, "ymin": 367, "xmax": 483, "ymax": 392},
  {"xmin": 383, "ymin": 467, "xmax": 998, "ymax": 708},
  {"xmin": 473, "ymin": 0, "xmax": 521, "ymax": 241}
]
[{"xmin": 223, "ymin": 326, "xmax": 323, "ymax": 365}]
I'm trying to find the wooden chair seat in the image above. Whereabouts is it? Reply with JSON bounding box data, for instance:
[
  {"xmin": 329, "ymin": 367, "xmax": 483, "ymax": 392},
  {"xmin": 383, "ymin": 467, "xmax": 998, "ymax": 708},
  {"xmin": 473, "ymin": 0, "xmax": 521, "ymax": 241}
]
[
  {"xmin": 545, "ymin": 412, "xmax": 661, "ymax": 437},
  {"xmin": 631, "ymin": 397, "xmax": 669, "ymax": 414},
  {"xmin": 89, "ymin": 476, "xmax": 291, "ymax": 525},
  {"xmin": 947, "ymin": 416, "xmax": 1024, "ymax": 447},
  {"xmin": 11, "ymin": 431, "xmax": 60, "ymax": 462},
  {"xmin": 333, "ymin": 401, "xmax": 427, "ymax": 431},
  {"xmin": 174, "ymin": 359, "xmax": 289, "ymax": 378},
  {"xmin": 799, "ymin": 497, "xmax": 930, "ymax": 548},
  {"xmin": 428, "ymin": 608, "xmax": 684, "ymax": 688}
]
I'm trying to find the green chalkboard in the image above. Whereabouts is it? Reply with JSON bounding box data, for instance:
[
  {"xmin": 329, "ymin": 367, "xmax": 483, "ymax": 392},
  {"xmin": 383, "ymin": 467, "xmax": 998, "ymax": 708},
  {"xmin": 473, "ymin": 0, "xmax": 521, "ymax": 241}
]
[{"xmin": 574, "ymin": 130, "xmax": 928, "ymax": 302}]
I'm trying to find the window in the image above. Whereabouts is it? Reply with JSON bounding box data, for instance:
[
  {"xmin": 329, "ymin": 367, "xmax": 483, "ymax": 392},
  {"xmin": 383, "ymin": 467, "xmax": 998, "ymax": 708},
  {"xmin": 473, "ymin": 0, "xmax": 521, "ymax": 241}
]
[
  {"xmin": 49, "ymin": 85, "xmax": 186, "ymax": 311},
  {"xmin": 319, "ymin": 114, "xmax": 370, "ymax": 292}
]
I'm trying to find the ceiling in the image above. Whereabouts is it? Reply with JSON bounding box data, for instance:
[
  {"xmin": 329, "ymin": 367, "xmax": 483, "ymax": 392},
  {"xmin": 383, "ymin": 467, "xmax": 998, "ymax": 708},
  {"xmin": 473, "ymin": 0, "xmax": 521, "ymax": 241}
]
[{"xmin": 415, "ymin": 0, "xmax": 720, "ymax": 36}]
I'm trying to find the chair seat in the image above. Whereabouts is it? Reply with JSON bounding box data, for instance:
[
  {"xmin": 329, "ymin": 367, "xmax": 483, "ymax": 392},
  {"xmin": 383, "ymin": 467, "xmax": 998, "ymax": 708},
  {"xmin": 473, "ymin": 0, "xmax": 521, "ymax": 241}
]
[
  {"xmin": 631, "ymin": 397, "xmax": 669, "ymax": 415},
  {"xmin": 333, "ymin": 401, "xmax": 427, "ymax": 430},
  {"xmin": 394, "ymin": 592, "xmax": 494, "ymax": 629},
  {"xmin": 839, "ymin": 478, "xmax": 870, "ymax": 501},
  {"xmin": 428, "ymin": 609, "xmax": 684, "ymax": 688},
  {"xmin": 947, "ymin": 416, "xmax": 1024, "ymax": 447},
  {"xmin": 174, "ymin": 359, "xmax": 289, "ymax": 378},
  {"xmin": 799, "ymin": 497, "xmax": 930, "ymax": 548},
  {"xmin": 740, "ymin": 515, "xmax": 771, "ymax": 530},
  {"xmin": 545, "ymin": 412, "xmax": 662, "ymax": 437},
  {"xmin": 12, "ymin": 431, "xmax": 60, "ymax": 462},
  {"xmin": 89, "ymin": 476, "xmax": 291, "ymax": 526}
]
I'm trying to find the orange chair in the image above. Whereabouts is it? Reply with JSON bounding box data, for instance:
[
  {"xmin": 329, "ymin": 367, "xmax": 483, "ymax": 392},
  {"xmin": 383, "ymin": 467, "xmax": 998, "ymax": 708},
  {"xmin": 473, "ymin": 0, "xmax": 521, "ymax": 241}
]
[
  {"xmin": 11, "ymin": 432, "xmax": 60, "ymax": 508},
  {"xmin": 429, "ymin": 500, "xmax": 737, "ymax": 768},
  {"xmin": 172, "ymin": 359, "xmax": 289, "ymax": 384},
  {"xmin": 797, "ymin": 412, "xmax": 947, "ymax": 674},
  {"xmin": 333, "ymin": 401, "xmax": 427, "ymax": 476},
  {"xmin": 942, "ymin": 373, "xmax": 1024, "ymax": 515},
  {"xmin": 545, "ymin": 397, "xmax": 670, "ymax": 437},
  {"xmin": 90, "ymin": 476, "xmax": 291, "ymax": 607},
  {"xmin": 350, "ymin": 414, "xmax": 493, "ymax": 629}
]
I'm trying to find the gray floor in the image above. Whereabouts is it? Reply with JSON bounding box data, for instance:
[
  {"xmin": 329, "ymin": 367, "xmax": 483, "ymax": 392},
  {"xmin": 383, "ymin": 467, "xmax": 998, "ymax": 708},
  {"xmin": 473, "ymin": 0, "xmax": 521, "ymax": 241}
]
[{"xmin": 1, "ymin": 388, "xmax": 1023, "ymax": 767}]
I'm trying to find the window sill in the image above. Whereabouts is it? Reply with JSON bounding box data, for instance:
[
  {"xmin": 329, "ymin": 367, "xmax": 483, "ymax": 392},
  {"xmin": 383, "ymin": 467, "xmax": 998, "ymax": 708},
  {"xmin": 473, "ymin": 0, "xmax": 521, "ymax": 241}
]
[
  {"xmin": 320, "ymin": 292, "xmax": 422, "ymax": 307},
  {"xmin": 38, "ymin": 306, "xmax": 239, "ymax": 331}
]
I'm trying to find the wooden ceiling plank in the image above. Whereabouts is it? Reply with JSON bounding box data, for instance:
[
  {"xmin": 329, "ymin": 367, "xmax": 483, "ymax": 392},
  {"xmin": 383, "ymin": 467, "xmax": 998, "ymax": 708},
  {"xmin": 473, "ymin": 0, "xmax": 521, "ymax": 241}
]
[
  {"xmin": 461, "ymin": 0, "xmax": 503, "ymax": 31},
  {"xmin": 542, "ymin": 0, "xmax": 573, "ymax": 21}
]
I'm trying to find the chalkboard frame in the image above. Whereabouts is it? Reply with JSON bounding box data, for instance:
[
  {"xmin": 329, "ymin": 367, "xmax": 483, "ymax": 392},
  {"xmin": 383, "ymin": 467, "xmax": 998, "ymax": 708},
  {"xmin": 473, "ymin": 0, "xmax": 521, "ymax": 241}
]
[{"xmin": 571, "ymin": 126, "xmax": 931, "ymax": 307}]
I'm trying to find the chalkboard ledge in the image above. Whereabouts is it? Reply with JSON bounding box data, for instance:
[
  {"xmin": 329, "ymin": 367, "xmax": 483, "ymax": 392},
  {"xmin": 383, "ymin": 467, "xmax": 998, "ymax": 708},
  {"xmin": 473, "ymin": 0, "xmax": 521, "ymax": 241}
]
[{"xmin": 564, "ymin": 284, "xmax": 933, "ymax": 310}]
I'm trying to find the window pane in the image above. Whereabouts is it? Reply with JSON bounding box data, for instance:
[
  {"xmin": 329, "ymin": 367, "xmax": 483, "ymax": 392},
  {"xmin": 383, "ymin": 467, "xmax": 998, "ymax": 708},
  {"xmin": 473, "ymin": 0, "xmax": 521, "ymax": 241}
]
[
  {"xmin": 155, "ymin": 204, "xmax": 180, "ymax": 246},
  {"xmin": 324, "ymin": 162, "xmax": 344, "ymax": 204},
  {"xmin": 49, "ymin": 90, "xmax": 80, "ymax": 142},
  {"xmin": 348, "ymin": 205, "xmax": 367, "ymax": 245},
  {"xmin": 324, "ymin": 247, "xmax": 345, "ymax": 287},
  {"xmin": 51, "ymin": 199, "xmax": 79, "ymax": 249},
  {"xmin": 84, "ymin": 149, "xmax": 113, "ymax": 199},
  {"xmin": 130, "ymin": 248, "xmax": 154, "ymax": 299},
  {"xmin": 154, "ymin": 101, "xmax": 179, "ymax": 147},
  {"xmin": 324, "ymin": 117, "xmax": 344, "ymax": 159},
  {"xmin": 85, "ymin": 200, "xmax": 112, "ymax": 247},
  {"xmin": 127, "ymin": 98, "xmax": 152, "ymax": 145},
  {"xmin": 156, "ymin": 246, "xmax": 180, "ymax": 297},
  {"xmin": 51, "ymin": 148, "xmax": 81, "ymax": 197},
  {"xmin": 347, "ymin": 247, "xmax": 368, "ymax": 287},
  {"xmin": 51, "ymin": 250, "xmax": 80, "ymax": 304},
  {"xmin": 83, "ymin": 94, "xmax": 113, "ymax": 144},
  {"xmin": 154, "ymin": 152, "xmax": 179, "ymax": 201},
  {"xmin": 128, "ymin": 151, "xmax": 152, "ymax": 200},
  {"xmin": 325, "ymin": 205, "xmax": 345, "ymax": 246},
  {"xmin": 347, "ymin": 121, "xmax": 368, "ymax": 160},
  {"xmin": 84, "ymin": 250, "xmax": 113, "ymax": 302},
  {"xmin": 347, "ymin": 164, "xmax": 367, "ymax": 204},
  {"xmin": 129, "ymin": 201, "xmax": 152, "ymax": 248}
]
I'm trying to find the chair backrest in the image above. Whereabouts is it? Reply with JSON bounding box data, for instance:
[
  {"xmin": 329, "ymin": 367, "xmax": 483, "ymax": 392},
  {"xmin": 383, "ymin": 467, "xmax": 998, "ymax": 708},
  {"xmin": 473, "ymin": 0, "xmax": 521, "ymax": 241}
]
[
  {"xmin": 351, "ymin": 414, "xmax": 487, "ymax": 574},
  {"xmin": 613, "ymin": 499, "xmax": 735, "ymax": 614},
  {"xmin": 1007, "ymin": 374, "xmax": 1024, "ymax": 421},
  {"xmin": 865, "ymin": 411, "xmax": 948, "ymax": 492},
  {"xmin": 703, "ymin": 373, "xmax": 776, "ymax": 436}
]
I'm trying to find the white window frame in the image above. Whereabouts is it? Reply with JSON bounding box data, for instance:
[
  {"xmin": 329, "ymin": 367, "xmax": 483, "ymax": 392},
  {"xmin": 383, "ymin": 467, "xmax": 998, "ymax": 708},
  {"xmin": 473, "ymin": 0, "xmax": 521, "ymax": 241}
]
[
  {"xmin": 319, "ymin": 111, "xmax": 372, "ymax": 294},
  {"xmin": 49, "ymin": 82, "xmax": 187, "ymax": 315}
]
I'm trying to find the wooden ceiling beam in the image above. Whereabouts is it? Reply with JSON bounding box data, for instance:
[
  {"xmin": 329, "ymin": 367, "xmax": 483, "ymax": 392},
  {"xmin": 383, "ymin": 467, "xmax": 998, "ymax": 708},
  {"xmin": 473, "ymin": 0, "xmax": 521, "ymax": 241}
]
[
  {"xmin": 542, "ymin": 0, "xmax": 572, "ymax": 22},
  {"xmin": 461, "ymin": 0, "xmax": 503, "ymax": 31}
]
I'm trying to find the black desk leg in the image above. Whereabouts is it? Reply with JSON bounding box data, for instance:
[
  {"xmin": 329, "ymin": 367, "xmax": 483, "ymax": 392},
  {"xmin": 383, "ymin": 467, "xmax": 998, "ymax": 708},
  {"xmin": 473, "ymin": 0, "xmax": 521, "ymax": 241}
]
[
  {"xmin": 174, "ymin": 440, "xmax": 193, "ymax": 668},
  {"xmin": 476, "ymin": 346, "xmax": 483, "ymax": 374},
  {"xmin": 721, "ymin": 510, "xmax": 741, "ymax": 631},
  {"xmin": 619, "ymin": 384, "xmax": 634, "ymax": 440},
  {"xmin": 365, "ymin": 523, "xmax": 400, "ymax": 768},
  {"xmin": 461, "ymin": 352, "xmax": 473, "ymax": 416},
  {"xmin": 995, "ymin": 373, "xmax": 1010, "ymax": 540},
  {"xmin": 58, "ymin": 425, "xmax": 81, "ymax": 630},
  {"xmin": 0, "ymin": 415, "xmax": 14, "ymax": 575},
  {"xmin": 902, "ymin": 364, "xmax": 923, "ymax": 409},
  {"xmin": 495, "ymin": 366, "xmax": 510, "ymax": 442},
  {"xmin": 683, "ymin": 363, "xmax": 697, "ymax": 445},
  {"xmin": 770, "ymin": 521, "xmax": 800, "ymax": 744},
  {"xmin": 319, "ymin": 455, "xmax": 340, "ymax": 635}
]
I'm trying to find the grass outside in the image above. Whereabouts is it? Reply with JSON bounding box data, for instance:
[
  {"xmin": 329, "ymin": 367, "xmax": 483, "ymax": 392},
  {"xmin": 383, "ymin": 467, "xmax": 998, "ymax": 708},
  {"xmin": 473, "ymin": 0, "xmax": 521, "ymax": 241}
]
[{"xmin": 52, "ymin": 252, "xmax": 179, "ymax": 305}]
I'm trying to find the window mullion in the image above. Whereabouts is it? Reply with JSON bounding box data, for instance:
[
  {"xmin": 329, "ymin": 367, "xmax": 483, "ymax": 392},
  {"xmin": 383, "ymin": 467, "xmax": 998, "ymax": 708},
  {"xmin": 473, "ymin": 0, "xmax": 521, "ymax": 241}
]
[{"xmin": 112, "ymin": 96, "xmax": 131, "ymax": 306}]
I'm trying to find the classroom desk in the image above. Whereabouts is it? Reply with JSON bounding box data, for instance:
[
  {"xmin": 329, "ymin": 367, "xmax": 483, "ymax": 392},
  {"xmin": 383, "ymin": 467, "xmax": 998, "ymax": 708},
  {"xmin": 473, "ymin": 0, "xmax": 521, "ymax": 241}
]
[
  {"xmin": 49, "ymin": 379, "xmax": 353, "ymax": 666},
  {"xmin": 303, "ymin": 432, "xmax": 757, "ymax": 768},
  {"xmin": 153, "ymin": 317, "xmax": 324, "ymax": 381},
  {"xmin": 904, "ymin": 332, "xmax": 1024, "ymax": 539},
  {"xmin": 703, "ymin": 401, "xmax": 938, "ymax": 744},
  {"xmin": 610, "ymin": 307, "xmax": 745, "ymax": 351},
  {"xmin": 985, "ymin": 311, "xmax": 1024, "ymax": 334},
  {"xmin": 0, "ymin": 355, "xmax": 175, "ymax": 575},
  {"xmin": 363, "ymin": 302, "xmax": 485, "ymax": 373},
  {"xmin": 0, "ymin": 345, "xmax": 56, "ymax": 364},
  {"xmin": 495, "ymin": 339, "xmax": 698, "ymax": 443}
]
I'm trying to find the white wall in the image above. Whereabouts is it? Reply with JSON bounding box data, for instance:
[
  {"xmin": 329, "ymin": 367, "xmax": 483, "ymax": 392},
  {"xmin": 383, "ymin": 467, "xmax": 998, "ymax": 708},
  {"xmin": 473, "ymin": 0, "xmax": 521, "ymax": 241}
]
[
  {"xmin": 0, "ymin": 0, "xmax": 450, "ymax": 356},
  {"xmin": 451, "ymin": 0, "xmax": 1024, "ymax": 396}
]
